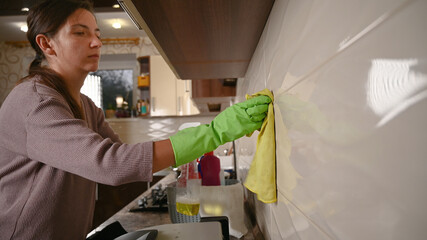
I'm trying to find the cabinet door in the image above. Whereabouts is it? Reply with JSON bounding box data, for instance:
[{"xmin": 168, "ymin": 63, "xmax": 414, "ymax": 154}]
[
  {"xmin": 176, "ymin": 79, "xmax": 200, "ymax": 116},
  {"xmin": 191, "ymin": 79, "xmax": 236, "ymax": 98},
  {"xmin": 149, "ymin": 55, "xmax": 177, "ymax": 116}
]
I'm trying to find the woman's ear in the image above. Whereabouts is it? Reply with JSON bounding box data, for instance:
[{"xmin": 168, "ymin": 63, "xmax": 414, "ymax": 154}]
[{"xmin": 35, "ymin": 34, "xmax": 56, "ymax": 56}]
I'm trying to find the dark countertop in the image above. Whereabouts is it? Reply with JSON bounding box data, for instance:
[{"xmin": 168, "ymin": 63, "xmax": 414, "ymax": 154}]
[{"xmin": 89, "ymin": 173, "xmax": 259, "ymax": 240}]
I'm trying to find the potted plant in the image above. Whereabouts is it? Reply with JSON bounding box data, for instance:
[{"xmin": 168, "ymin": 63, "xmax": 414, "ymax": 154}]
[{"xmin": 105, "ymin": 104, "xmax": 116, "ymax": 118}]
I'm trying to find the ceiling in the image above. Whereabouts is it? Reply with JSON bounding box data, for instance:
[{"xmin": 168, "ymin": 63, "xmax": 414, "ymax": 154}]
[{"xmin": 0, "ymin": 0, "xmax": 146, "ymax": 41}]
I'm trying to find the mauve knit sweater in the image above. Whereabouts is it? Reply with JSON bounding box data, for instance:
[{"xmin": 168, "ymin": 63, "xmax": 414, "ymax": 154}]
[{"xmin": 0, "ymin": 76, "xmax": 153, "ymax": 239}]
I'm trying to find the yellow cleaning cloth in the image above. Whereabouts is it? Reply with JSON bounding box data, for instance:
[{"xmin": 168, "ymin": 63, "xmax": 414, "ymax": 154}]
[{"xmin": 244, "ymin": 88, "xmax": 276, "ymax": 203}]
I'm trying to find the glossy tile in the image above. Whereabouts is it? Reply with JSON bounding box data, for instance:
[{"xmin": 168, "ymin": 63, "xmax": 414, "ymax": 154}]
[
  {"xmin": 274, "ymin": 194, "xmax": 333, "ymax": 240},
  {"xmin": 236, "ymin": 0, "xmax": 427, "ymax": 239},
  {"xmin": 276, "ymin": 0, "xmax": 427, "ymax": 238},
  {"xmin": 239, "ymin": 0, "xmax": 410, "ymax": 96}
]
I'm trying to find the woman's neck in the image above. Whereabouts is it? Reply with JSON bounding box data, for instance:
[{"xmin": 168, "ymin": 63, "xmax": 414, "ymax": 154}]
[
  {"xmin": 59, "ymin": 72, "xmax": 87, "ymax": 107},
  {"xmin": 47, "ymin": 62, "xmax": 89, "ymax": 107}
]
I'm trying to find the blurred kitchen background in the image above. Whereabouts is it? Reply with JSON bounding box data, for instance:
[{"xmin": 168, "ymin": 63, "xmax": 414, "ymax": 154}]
[{"xmin": 1, "ymin": 0, "xmax": 427, "ymax": 239}]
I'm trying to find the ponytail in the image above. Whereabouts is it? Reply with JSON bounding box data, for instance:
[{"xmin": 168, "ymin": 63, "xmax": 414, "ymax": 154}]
[
  {"xmin": 17, "ymin": 53, "xmax": 85, "ymax": 120},
  {"xmin": 29, "ymin": 52, "xmax": 43, "ymax": 72}
]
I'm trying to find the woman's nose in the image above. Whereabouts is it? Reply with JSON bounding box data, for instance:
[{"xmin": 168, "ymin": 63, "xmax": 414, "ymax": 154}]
[{"xmin": 90, "ymin": 36, "xmax": 102, "ymax": 48}]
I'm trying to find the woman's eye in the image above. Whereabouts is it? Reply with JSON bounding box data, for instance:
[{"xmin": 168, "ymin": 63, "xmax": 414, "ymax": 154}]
[{"xmin": 74, "ymin": 32, "xmax": 85, "ymax": 35}]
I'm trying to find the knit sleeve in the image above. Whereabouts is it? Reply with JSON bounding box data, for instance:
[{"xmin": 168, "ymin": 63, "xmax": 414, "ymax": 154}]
[{"xmin": 25, "ymin": 97, "xmax": 153, "ymax": 185}]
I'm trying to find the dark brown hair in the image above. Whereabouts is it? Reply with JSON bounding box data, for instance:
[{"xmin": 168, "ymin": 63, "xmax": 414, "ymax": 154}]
[{"xmin": 18, "ymin": 0, "xmax": 95, "ymax": 119}]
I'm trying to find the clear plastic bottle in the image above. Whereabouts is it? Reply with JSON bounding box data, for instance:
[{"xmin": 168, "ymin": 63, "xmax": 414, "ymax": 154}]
[{"xmin": 176, "ymin": 160, "xmax": 201, "ymax": 216}]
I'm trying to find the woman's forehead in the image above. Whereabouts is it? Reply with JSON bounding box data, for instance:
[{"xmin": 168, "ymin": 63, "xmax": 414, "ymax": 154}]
[{"xmin": 65, "ymin": 8, "xmax": 98, "ymax": 29}]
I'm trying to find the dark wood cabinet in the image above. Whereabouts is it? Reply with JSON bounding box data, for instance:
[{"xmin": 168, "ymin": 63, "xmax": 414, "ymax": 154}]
[
  {"xmin": 119, "ymin": 0, "xmax": 274, "ymax": 79},
  {"xmin": 191, "ymin": 79, "xmax": 236, "ymax": 98},
  {"xmin": 92, "ymin": 176, "xmax": 162, "ymax": 228}
]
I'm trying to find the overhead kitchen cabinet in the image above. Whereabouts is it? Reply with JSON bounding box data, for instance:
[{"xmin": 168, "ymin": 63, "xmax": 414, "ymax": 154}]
[
  {"xmin": 118, "ymin": 0, "xmax": 275, "ymax": 79},
  {"xmin": 149, "ymin": 55, "xmax": 199, "ymax": 116},
  {"xmin": 176, "ymin": 78, "xmax": 200, "ymax": 116},
  {"xmin": 149, "ymin": 55, "xmax": 176, "ymax": 116}
]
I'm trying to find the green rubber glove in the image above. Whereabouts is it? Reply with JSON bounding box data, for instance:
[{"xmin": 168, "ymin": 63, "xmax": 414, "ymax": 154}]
[{"xmin": 169, "ymin": 95, "xmax": 271, "ymax": 167}]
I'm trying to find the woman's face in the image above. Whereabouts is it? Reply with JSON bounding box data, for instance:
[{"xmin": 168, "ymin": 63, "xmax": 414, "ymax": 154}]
[{"xmin": 49, "ymin": 8, "xmax": 102, "ymax": 75}]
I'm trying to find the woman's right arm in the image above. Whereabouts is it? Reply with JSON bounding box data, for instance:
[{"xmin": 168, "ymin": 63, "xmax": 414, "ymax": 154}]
[{"xmin": 25, "ymin": 97, "xmax": 153, "ymax": 185}]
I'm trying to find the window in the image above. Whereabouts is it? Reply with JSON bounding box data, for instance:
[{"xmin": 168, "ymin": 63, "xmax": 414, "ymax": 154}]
[
  {"xmin": 93, "ymin": 69, "xmax": 134, "ymax": 111},
  {"xmin": 81, "ymin": 74, "xmax": 102, "ymax": 108}
]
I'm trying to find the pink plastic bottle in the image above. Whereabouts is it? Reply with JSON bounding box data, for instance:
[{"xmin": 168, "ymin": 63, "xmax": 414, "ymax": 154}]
[
  {"xmin": 200, "ymin": 152, "xmax": 221, "ymax": 186},
  {"xmin": 177, "ymin": 160, "xmax": 199, "ymax": 188}
]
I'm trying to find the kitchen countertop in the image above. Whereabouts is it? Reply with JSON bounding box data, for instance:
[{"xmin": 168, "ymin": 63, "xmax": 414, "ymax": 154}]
[{"xmin": 89, "ymin": 173, "xmax": 259, "ymax": 240}]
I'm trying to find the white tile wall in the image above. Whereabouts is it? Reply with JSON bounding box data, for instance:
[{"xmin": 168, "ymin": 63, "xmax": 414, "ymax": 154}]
[{"xmin": 236, "ymin": 0, "xmax": 427, "ymax": 239}]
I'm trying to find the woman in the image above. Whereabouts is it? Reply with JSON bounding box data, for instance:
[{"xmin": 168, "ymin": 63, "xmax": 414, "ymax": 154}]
[{"xmin": 0, "ymin": 0, "xmax": 270, "ymax": 239}]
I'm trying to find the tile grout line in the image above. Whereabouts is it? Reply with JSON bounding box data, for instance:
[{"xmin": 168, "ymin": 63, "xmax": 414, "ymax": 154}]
[
  {"xmin": 282, "ymin": 0, "xmax": 415, "ymax": 93},
  {"xmin": 277, "ymin": 191, "xmax": 336, "ymax": 240}
]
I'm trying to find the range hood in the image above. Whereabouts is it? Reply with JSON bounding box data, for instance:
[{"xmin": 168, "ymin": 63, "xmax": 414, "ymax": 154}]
[{"xmin": 118, "ymin": 0, "xmax": 274, "ymax": 80}]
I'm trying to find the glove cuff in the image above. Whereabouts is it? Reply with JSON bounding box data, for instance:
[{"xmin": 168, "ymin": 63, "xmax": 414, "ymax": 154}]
[{"xmin": 169, "ymin": 124, "xmax": 221, "ymax": 167}]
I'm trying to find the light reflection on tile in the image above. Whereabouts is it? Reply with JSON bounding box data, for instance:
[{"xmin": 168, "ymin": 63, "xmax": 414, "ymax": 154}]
[
  {"xmin": 106, "ymin": 116, "xmax": 214, "ymax": 144},
  {"xmin": 149, "ymin": 123, "xmax": 165, "ymax": 130}
]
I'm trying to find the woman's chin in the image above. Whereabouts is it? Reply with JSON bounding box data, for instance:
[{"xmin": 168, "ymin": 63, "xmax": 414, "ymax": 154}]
[{"xmin": 87, "ymin": 65, "xmax": 99, "ymax": 73}]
